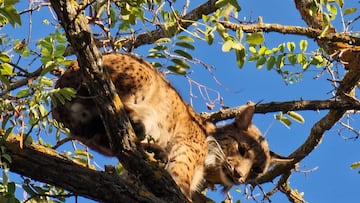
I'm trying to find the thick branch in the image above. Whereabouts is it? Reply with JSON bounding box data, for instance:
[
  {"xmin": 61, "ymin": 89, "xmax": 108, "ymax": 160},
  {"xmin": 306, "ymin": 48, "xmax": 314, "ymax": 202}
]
[
  {"xmin": 122, "ymin": 0, "xmax": 218, "ymax": 49},
  {"xmin": 277, "ymin": 172, "xmax": 306, "ymax": 203},
  {"xmin": 4, "ymin": 136, "xmax": 162, "ymax": 203},
  {"xmin": 201, "ymin": 99, "xmax": 360, "ymax": 123},
  {"xmin": 49, "ymin": 1, "xmax": 186, "ymax": 202},
  {"xmin": 256, "ymin": 0, "xmax": 360, "ymax": 193},
  {"xmin": 0, "ymin": 66, "xmax": 43, "ymax": 97},
  {"xmin": 218, "ymin": 21, "xmax": 360, "ymax": 46}
]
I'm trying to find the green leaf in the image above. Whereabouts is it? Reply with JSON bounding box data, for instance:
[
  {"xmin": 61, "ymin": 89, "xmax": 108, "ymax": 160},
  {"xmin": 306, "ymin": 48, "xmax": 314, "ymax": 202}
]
[
  {"xmin": 167, "ymin": 65, "xmax": 187, "ymax": 75},
  {"xmin": 0, "ymin": 0, "xmax": 21, "ymax": 27},
  {"xmin": 174, "ymin": 49, "xmax": 193, "ymax": 60},
  {"xmin": 276, "ymin": 55, "xmax": 285, "ymax": 69},
  {"xmin": 287, "ymin": 111, "xmax": 305, "ymax": 123},
  {"xmin": 75, "ymin": 149, "xmax": 92, "ymax": 157},
  {"xmin": 327, "ymin": 4, "xmax": 337, "ymax": 15},
  {"xmin": 228, "ymin": 0, "xmax": 241, "ymax": 11},
  {"xmin": 54, "ymin": 45, "xmax": 66, "ymax": 57},
  {"xmin": 175, "ymin": 42, "xmax": 195, "ymax": 50},
  {"xmin": 150, "ymin": 62, "xmax": 162, "ymax": 68},
  {"xmin": 249, "ymin": 46, "xmax": 257, "ymax": 54},
  {"xmin": 231, "ymin": 41, "xmax": 244, "ymax": 51},
  {"xmin": 215, "ymin": 0, "xmax": 228, "ymax": 8},
  {"xmin": 38, "ymin": 105, "xmax": 48, "ymax": 118},
  {"xmin": 278, "ymin": 43, "xmax": 285, "ymax": 52},
  {"xmin": 267, "ymin": 56, "xmax": 276, "ymax": 70},
  {"xmin": 246, "ymin": 32, "xmax": 264, "ymax": 45},
  {"xmin": 154, "ymin": 38, "xmax": 171, "ymax": 44},
  {"xmin": 15, "ymin": 89, "xmax": 30, "ymax": 98},
  {"xmin": 222, "ymin": 40, "xmax": 233, "ymax": 52},
  {"xmin": 0, "ymin": 52, "xmax": 10, "ymax": 62},
  {"xmin": 177, "ymin": 35, "xmax": 194, "ymax": 42},
  {"xmin": 256, "ymin": 56, "xmax": 266, "ymax": 69},
  {"xmin": 147, "ymin": 52, "xmax": 166, "ymax": 58},
  {"xmin": 344, "ymin": 7, "xmax": 357, "ymax": 16},
  {"xmin": 205, "ymin": 31, "xmax": 214, "ymax": 45},
  {"xmin": 236, "ymin": 29, "xmax": 243, "ymax": 40},
  {"xmin": 299, "ymin": 40, "xmax": 308, "ymax": 52},
  {"xmin": 257, "ymin": 46, "xmax": 265, "ymax": 55},
  {"xmin": 235, "ymin": 48, "xmax": 245, "ymax": 68},
  {"xmin": 39, "ymin": 38, "xmax": 53, "ymax": 50},
  {"xmin": 248, "ymin": 54, "xmax": 259, "ymax": 62},
  {"xmin": 297, "ymin": 53, "xmax": 307, "ymax": 64},
  {"xmin": 288, "ymin": 53, "xmax": 297, "ymax": 65},
  {"xmin": 336, "ymin": 0, "xmax": 344, "ymax": 8},
  {"xmin": 350, "ymin": 161, "xmax": 360, "ymax": 169},
  {"xmin": 311, "ymin": 55, "xmax": 324, "ymax": 65},
  {"xmin": 39, "ymin": 77, "xmax": 53, "ymax": 87},
  {"xmin": 0, "ymin": 75, "xmax": 10, "ymax": 89},
  {"xmin": 149, "ymin": 45, "xmax": 168, "ymax": 52},
  {"xmin": 275, "ymin": 113, "xmax": 292, "ymax": 129},
  {"xmin": 171, "ymin": 58, "xmax": 190, "ymax": 69},
  {"xmin": 287, "ymin": 42, "xmax": 296, "ymax": 52},
  {"xmin": 59, "ymin": 87, "xmax": 76, "ymax": 101},
  {"xmin": 0, "ymin": 63, "xmax": 13, "ymax": 75}
]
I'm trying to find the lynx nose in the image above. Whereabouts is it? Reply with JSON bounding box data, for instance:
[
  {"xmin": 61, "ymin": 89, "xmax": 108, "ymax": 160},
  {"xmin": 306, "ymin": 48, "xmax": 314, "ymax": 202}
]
[{"xmin": 233, "ymin": 170, "xmax": 245, "ymax": 184}]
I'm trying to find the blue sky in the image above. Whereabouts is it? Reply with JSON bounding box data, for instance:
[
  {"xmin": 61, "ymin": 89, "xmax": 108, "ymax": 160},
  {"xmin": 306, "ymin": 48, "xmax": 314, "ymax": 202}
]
[{"xmin": 2, "ymin": 1, "xmax": 360, "ymax": 202}]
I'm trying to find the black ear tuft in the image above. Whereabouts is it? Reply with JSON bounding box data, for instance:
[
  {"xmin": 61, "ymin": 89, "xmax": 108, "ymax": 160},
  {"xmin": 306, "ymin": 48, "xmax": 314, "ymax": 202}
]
[{"xmin": 234, "ymin": 103, "xmax": 255, "ymax": 130}]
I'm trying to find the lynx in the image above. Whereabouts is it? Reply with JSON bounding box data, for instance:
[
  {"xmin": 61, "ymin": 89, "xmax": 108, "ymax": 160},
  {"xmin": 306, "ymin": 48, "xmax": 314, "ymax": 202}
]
[
  {"xmin": 52, "ymin": 53, "xmax": 216, "ymax": 201},
  {"xmin": 52, "ymin": 53, "xmax": 288, "ymax": 201},
  {"xmin": 205, "ymin": 104, "xmax": 291, "ymax": 194}
]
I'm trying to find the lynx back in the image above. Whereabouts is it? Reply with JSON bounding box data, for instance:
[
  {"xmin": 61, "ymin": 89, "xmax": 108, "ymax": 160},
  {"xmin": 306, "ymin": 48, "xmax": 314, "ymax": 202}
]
[{"xmin": 52, "ymin": 53, "xmax": 215, "ymax": 201}]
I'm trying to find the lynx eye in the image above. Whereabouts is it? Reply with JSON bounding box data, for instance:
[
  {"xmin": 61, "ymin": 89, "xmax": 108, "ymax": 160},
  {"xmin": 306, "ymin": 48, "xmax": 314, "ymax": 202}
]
[{"xmin": 238, "ymin": 145, "xmax": 246, "ymax": 156}]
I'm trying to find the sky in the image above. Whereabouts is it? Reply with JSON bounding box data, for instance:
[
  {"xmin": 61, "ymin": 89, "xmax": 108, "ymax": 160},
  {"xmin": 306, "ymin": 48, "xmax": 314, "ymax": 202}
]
[{"xmin": 2, "ymin": 1, "xmax": 360, "ymax": 203}]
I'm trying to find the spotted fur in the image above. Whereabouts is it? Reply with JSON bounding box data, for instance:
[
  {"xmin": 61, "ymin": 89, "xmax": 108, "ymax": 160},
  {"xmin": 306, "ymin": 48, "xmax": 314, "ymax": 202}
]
[{"xmin": 52, "ymin": 53, "xmax": 216, "ymax": 201}]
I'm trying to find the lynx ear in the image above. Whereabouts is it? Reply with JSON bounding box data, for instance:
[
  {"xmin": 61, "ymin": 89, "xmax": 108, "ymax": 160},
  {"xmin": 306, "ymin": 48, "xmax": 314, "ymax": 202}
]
[
  {"xmin": 269, "ymin": 151, "xmax": 294, "ymax": 165},
  {"xmin": 234, "ymin": 104, "xmax": 256, "ymax": 130}
]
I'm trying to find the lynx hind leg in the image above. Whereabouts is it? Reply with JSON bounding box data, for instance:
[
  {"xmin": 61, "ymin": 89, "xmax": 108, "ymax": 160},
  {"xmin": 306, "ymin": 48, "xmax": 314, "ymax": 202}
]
[{"xmin": 165, "ymin": 143, "xmax": 206, "ymax": 202}]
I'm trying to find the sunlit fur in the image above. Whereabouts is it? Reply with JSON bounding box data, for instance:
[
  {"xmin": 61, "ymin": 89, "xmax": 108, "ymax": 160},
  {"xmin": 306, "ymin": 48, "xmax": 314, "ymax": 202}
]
[
  {"xmin": 52, "ymin": 53, "xmax": 216, "ymax": 202},
  {"xmin": 205, "ymin": 105, "xmax": 274, "ymax": 193}
]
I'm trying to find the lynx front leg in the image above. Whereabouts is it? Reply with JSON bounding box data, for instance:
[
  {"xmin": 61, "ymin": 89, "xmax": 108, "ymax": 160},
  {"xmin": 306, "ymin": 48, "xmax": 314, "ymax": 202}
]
[{"xmin": 165, "ymin": 142, "xmax": 206, "ymax": 202}]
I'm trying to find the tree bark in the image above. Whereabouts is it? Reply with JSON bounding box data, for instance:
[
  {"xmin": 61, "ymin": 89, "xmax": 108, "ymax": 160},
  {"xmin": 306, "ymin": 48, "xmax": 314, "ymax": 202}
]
[
  {"xmin": 48, "ymin": 0, "xmax": 186, "ymax": 202},
  {"xmin": 5, "ymin": 136, "xmax": 163, "ymax": 203}
]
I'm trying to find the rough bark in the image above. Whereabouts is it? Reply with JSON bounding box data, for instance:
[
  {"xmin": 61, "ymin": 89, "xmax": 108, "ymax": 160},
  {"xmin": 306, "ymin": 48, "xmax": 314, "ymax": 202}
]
[
  {"xmin": 48, "ymin": 0, "xmax": 186, "ymax": 202},
  {"xmin": 201, "ymin": 99, "xmax": 360, "ymax": 122},
  {"xmin": 257, "ymin": 1, "xmax": 360, "ymax": 201},
  {"xmin": 4, "ymin": 136, "xmax": 162, "ymax": 203},
  {"xmin": 121, "ymin": 0, "xmax": 218, "ymax": 50}
]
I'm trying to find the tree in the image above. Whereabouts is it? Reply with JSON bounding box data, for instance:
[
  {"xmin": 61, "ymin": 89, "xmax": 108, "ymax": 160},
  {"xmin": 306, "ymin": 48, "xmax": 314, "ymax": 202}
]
[{"xmin": 0, "ymin": 0, "xmax": 359, "ymax": 202}]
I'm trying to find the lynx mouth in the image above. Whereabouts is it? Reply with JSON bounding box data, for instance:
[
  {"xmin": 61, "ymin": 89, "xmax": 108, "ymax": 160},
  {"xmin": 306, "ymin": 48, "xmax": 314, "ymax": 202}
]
[{"xmin": 222, "ymin": 164, "xmax": 239, "ymax": 184}]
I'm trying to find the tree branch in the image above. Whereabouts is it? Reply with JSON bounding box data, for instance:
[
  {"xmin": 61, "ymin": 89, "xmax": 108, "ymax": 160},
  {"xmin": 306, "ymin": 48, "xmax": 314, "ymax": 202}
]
[
  {"xmin": 255, "ymin": 1, "xmax": 360, "ymax": 197},
  {"xmin": 201, "ymin": 99, "xmax": 360, "ymax": 123},
  {"xmin": 217, "ymin": 20, "xmax": 360, "ymax": 46},
  {"xmin": 121, "ymin": 0, "xmax": 218, "ymax": 50},
  {"xmin": 4, "ymin": 135, "xmax": 163, "ymax": 203},
  {"xmin": 48, "ymin": 1, "xmax": 186, "ymax": 202},
  {"xmin": 277, "ymin": 172, "xmax": 306, "ymax": 203}
]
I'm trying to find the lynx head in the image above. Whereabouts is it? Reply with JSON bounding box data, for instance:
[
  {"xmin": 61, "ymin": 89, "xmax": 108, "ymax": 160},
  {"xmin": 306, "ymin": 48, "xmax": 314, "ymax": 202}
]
[
  {"xmin": 52, "ymin": 61, "xmax": 114, "ymax": 155},
  {"xmin": 205, "ymin": 104, "xmax": 291, "ymax": 192}
]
